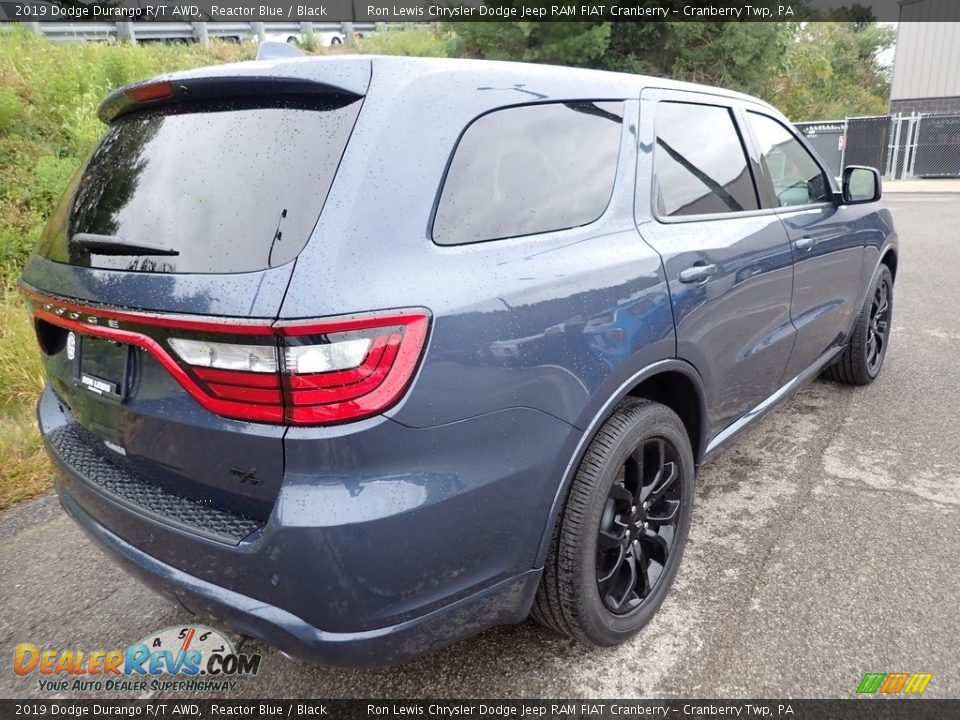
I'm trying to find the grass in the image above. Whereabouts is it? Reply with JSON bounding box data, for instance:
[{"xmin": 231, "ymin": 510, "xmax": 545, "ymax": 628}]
[
  {"xmin": 0, "ymin": 31, "xmax": 258, "ymax": 509},
  {"xmin": 0, "ymin": 287, "xmax": 47, "ymax": 509},
  {"xmin": 356, "ymin": 26, "xmax": 456, "ymax": 57}
]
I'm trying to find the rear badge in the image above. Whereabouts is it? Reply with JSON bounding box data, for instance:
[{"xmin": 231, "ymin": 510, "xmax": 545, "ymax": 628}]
[
  {"xmin": 66, "ymin": 332, "xmax": 76, "ymax": 360},
  {"xmin": 80, "ymin": 373, "xmax": 117, "ymax": 396},
  {"xmin": 102, "ymin": 439, "xmax": 127, "ymax": 456}
]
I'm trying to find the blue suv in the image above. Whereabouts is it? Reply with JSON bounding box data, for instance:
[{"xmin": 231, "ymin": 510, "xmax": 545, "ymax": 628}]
[{"xmin": 21, "ymin": 56, "xmax": 897, "ymax": 664}]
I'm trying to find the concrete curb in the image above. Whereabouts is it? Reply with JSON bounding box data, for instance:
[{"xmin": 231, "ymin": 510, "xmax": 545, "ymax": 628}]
[{"xmin": 884, "ymin": 179, "xmax": 960, "ymax": 193}]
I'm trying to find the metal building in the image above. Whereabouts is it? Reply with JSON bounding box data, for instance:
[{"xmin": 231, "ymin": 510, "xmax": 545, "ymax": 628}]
[{"xmin": 890, "ymin": 2, "xmax": 960, "ymax": 115}]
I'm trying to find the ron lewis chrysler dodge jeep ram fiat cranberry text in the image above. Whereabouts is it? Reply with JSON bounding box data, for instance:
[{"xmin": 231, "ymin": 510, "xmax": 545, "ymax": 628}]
[{"xmin": 21, "ymin": 53, "xmax": 896, "ymax": 664}]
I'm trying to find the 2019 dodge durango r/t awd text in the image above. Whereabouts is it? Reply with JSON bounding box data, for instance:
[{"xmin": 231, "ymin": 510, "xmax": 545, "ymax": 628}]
[{"xmin": 21, "ymin": 55, "xmax": 897, "ymax": 664}]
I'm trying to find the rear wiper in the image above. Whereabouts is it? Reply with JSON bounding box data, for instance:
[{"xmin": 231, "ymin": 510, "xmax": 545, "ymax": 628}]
[{"xmin": 71, "ymin": 233, "xmax": 180, "ymax": 256}]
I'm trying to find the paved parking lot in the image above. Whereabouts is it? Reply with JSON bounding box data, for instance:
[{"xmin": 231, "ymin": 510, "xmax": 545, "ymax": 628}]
[{"xmin": 1, "ymin": 193, "xmax": 958, "ymax": 699}]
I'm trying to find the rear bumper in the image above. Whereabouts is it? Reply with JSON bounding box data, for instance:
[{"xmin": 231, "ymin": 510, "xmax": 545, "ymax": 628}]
[
  {"xmin": 56, "ymin": 481, "xmax": 541, "ymax": 666},
  {"xmin": 39, "ymin": 385, "xmax": 575, "ymax": 665}
]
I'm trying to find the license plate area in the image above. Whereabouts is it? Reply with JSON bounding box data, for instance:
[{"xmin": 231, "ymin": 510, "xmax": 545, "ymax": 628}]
[{"xmin": 78, "ymin": 335, "xmax": 131, "ymax": 400}]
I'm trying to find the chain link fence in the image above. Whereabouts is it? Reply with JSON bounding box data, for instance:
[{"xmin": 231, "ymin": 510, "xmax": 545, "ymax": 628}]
[
  {"xmin": 913, "ymin": 115, "xmax": 960, "ymax": 177},
  {"xmin": 796, "ymin": 121, "xmax": 845, "ymax": 177},
  {"xmin": 796, "ymin": 112, "xmax": 960, "ymax": 180},
  {"xmin": 846, "ymin": 116, "xmax": 894, "ymax": 174}
]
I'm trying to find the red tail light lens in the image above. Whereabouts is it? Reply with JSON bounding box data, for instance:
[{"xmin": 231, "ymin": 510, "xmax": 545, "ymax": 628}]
[
  {"xmin": 167, "ymin": 312, "xmax": 430, "ymax": 425},
  {"xmin": 277, "ymin": 315, "xmax": 429, "ymax": 425},
  {"xmin": 126, "ymin": 81, "xmax": 174, "ymax": 104},
  {"xmin": 22, "ymin": 286, "xmax": 430, "ymax": 427}
]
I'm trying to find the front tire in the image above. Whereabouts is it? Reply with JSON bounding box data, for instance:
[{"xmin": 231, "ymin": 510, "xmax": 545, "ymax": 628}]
[
  {"xmin": 824, "ymin": 265, "xmax": 893, "ymax": 385},
  {"xmin": 532, "ymin": 398, "xmax": 695, "ymax": 646}
]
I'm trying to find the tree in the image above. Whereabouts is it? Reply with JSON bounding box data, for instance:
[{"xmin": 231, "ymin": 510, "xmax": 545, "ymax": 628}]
[
  {"xmin": 604, "ymin": 21, "xmax": 793, "ymax": 99},
  {"xmin": 767, "ymin": 22, "xmax": 896, "ymax": 120},
  {"xmin": 451, "ymin": 20, "xmax": 611, "ymax": 66},
  {"xmin": 445, "ymin": 14, "xmax": 895, "ymax": 122}
]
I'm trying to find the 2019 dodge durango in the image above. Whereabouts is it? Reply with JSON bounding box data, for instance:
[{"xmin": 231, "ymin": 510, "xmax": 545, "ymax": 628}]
[{"xmin": 20, "ymin": 55, "xmax": 897, "ymax": 664}]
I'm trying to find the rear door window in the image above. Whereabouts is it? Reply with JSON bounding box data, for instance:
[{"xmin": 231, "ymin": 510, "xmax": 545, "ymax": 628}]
[
  {"xmin": 745, "ymin": 111, "xmax": 832, "ymax": 207},
  {"xmin": 41, "ymin": 97, "xmax": 362, "ymax": 273},
  {"xmin": 653, "ymin": 102, "xmax": 759, "ymax": 218},
  {"xmin": 433, "ymin": 101, "xmax": 624, "ymax": 245}
]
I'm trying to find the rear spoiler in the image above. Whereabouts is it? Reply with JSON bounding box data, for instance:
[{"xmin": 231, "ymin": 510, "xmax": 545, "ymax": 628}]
[{"xmin": 98, "ymin": 59, "xmax": 370, "ymax": 123}]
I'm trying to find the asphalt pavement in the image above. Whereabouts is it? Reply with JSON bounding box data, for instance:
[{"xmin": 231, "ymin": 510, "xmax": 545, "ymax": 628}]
[{"xmin": 1, "ymin": 193, "xmax": 958, "ymax": 699}]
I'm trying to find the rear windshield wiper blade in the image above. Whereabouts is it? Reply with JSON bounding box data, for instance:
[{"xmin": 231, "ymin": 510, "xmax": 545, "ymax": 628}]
[{"xmin": 71, "ymin": 233, "xmax": 180, "ymax": 257}]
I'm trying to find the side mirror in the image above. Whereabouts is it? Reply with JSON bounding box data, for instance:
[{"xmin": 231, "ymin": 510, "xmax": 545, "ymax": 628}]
[{"xmin": 842, "ymin": 166, "xmax": 882, "ymax": 204}]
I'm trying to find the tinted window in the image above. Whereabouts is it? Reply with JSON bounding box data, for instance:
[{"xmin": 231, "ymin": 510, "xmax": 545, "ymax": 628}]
[
  {"xmin": 746, "ymin": 112, "xmax": 831, "ymax": 207},
  {"xmin": 654, "ymin": 102, "xmax": 759, "ymax": 217},
  {"xmin": 433, "ymin": 102, "xmax": 623, "ymax": 245},
  {"xmin": 42, "ymin": 97, "xmax": 361, "ymax": 273},
  {"xmin": 653, "ymin": 102, "xmax": 759, "ymax": 217}
]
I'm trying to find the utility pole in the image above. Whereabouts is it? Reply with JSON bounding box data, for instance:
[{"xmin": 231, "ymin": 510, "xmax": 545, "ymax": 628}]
[{"xmin": 342, "ymin": 0, "xmax": 356, "ymax": 47}]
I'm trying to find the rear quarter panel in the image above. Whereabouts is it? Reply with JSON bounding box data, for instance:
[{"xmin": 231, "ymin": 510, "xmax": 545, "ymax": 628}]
[{"xmin": 281, "ymin": 65, "xmax": 676, "ymax": 431}]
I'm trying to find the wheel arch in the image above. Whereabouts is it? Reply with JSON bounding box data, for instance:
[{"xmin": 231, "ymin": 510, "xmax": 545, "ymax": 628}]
[
  {"xmin": 881, "ymin": 246, "xmax": 898, "ymax": 280},
  {"xmin": 534, "ymin": 359, "xmax": 707, "ymax": 567},
  {"xmin": 626, "ymin": 371, "xmax": 704, "ymax": 465},
  {"xmin": 849, "ymin": 243, "xmax": 897, "ymax": 339}
]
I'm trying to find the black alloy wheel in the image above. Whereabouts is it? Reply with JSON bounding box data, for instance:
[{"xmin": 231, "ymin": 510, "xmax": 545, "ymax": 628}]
[
  {"xmin": 531, "ymin": 398, "xmax": 695, "ymax": 646},
  {"xmin": 865, "ymin": 275, "xmax": 891, "ymax": 375},
  {"xmin": 824, "ymin": 264, "xmax": 894, "ymax": 385},
  {"xmin": 596, "ymin": 436, "xmax": 682, "ymax": 614}
]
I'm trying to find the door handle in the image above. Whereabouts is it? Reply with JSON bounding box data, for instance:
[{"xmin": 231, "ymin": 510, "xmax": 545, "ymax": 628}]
[
  {"xmin": 793, "ymin": 237, "xmax": 816, "ymax": 252},
  {"xmin": 678, "ymin": 263, "xmax": 718, "ymax": 284}
]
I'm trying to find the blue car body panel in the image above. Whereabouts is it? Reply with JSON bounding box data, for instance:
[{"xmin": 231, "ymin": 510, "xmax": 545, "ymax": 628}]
[{"xmin": 22, "ymin": 56, "xmax": 897, "ymax": 664}]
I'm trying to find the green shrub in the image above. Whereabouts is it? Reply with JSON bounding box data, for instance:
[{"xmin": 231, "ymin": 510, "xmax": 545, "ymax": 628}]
[
  {"xmin": 0, "ymin": 31, "xmax": 254, "ymax": 506},
  {"xmin": 299, "ymin": 31, "xmax": 320, "ymax": 53},
  {"xmin": 358, "ymin": 26, "xmax": 456, "ymax": 57},
  {"xmin": 0, "ymin": 288, "xmax": 49, "ymax": 510},
  {"xmin": 0, "ymin": 87, "xmax": 22, "ymax": 133}
]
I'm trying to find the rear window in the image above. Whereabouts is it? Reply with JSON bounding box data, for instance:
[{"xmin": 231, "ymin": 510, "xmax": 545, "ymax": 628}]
[
  {"xmin": 432, "ymin": 101, "xmax": 624, "ymax": 246},
  {"xmin": 42, "ymin": 97, "xmax": 361, "ymax": 273}
]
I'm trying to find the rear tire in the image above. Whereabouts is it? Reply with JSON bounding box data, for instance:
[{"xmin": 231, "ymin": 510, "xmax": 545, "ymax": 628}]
[
  {"xmin": 532, "ymin": 398, "xmax": 695, "ymax": 646},
  {"xmin": 824, "ymin": 265, "xmax": 893, "ymax": 385}
]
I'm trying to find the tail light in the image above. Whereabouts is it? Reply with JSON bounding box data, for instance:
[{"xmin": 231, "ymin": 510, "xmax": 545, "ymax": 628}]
[
  {"xmin": 169, "ymin": 313, "xmax": 429, "ymax": 425},
  {"xmin": 22, "ymin": 286, "xmax": 429, "ymax": 426},
  {"xmin": 126, "ymin": 81, "xmax": 174, "ymax": 104},
  {"xmin": 276, "ymin": 316, "xmax": 427, "ymax": 425},
  {"xmin": 99, "ymin": 81, "xmax": 175, "ymax": 122}
]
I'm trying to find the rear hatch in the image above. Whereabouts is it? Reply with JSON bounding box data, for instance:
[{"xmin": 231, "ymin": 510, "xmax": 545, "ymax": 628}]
[{"xmin": 21, "ymin": 65, "xmax": 369, "ymax": 529}]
